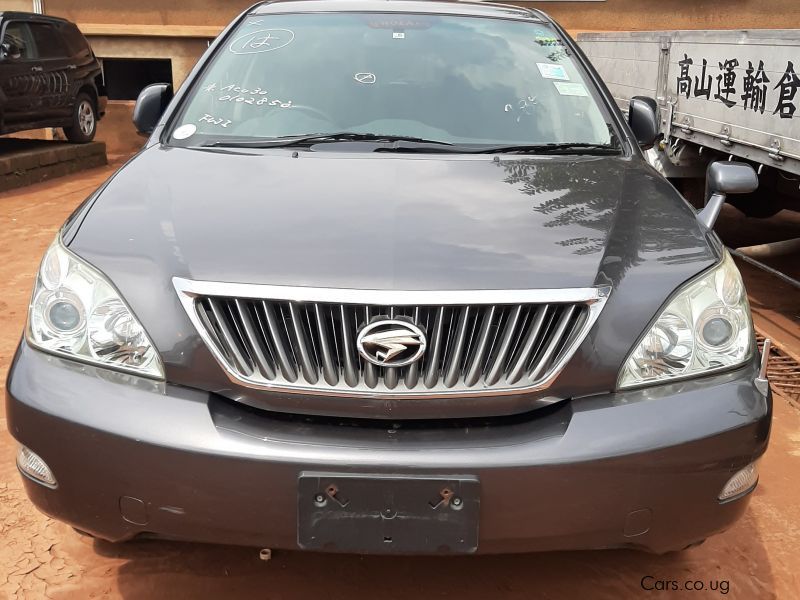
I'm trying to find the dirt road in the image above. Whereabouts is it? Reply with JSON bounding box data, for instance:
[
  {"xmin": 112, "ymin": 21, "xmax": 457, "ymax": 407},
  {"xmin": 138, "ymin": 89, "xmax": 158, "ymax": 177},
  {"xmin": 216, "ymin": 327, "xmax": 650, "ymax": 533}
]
[{"xmin": 1, "ymin": 164, "xmax": 799, "ymax": 599}]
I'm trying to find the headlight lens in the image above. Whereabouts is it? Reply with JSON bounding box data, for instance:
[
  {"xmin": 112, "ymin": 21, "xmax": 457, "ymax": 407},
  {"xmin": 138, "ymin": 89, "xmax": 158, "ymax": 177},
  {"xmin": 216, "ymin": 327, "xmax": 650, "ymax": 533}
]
[
  {"xmin": 619, "ymin": 252, "xmax": 753, "ymax": 389},
  {"xmin": 27, "ymin": 236, "xmax": 164, "ymax": 379}
]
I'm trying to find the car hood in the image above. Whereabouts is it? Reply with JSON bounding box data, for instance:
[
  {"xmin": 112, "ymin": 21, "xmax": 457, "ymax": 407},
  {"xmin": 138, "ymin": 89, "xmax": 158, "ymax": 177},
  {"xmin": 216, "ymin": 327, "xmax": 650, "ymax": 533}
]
[
  {"xmin": 67, "ymin": 144, "xmax": 714, "ymax": 291},
  {"xmin": 65, "ymin": 144, "xmax": 719, "ymax": 415}
]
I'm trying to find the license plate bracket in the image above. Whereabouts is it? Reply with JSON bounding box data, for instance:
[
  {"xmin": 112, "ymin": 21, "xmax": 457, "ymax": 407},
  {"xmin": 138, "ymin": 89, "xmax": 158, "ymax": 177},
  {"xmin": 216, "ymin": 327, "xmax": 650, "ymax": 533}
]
[{"xmin": 297, "ymin": 472, "xmax": 480, "ymax": 554}]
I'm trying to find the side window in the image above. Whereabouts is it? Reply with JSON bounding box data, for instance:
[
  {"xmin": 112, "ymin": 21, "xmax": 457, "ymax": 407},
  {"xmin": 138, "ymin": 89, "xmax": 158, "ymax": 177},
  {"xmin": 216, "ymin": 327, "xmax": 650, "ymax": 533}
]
[
  {"xmin": 1, "ymin": 22, "xmax": 37, "ymax": 60},
  {"xmin": 28, "ymin": 22, "xmax": 68, "ymax": 59},
  {"xmin": 60, "ymin": 23, "xmax": 91, "ymax": 57}
]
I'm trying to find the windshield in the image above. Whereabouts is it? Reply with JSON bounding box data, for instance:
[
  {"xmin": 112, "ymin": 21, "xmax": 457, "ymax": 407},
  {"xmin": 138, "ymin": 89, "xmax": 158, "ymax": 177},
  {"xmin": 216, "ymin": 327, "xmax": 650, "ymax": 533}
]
[{"xmin": 168, "ymin": 13, "xmax": 618, "ymax": 150}]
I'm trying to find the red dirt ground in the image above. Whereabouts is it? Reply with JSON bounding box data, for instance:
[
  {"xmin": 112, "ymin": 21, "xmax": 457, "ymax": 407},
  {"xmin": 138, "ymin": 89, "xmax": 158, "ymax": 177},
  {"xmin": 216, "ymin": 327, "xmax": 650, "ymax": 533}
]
[{"xmin": 1, "ymin": 163, "xmax": 799, "ymax": 599}]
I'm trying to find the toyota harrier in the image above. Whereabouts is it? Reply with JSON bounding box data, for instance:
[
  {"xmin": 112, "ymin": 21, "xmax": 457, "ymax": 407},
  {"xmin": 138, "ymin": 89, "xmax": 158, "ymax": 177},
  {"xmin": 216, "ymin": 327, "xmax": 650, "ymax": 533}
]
[{"xmin": 6, "ymin": 0, "xmax": 771, "ymax": 555}]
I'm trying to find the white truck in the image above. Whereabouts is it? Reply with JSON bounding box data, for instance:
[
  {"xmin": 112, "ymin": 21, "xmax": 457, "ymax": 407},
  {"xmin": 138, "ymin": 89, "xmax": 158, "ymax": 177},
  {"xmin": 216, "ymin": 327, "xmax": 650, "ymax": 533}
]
[{"xmin": 578, "ymin": 29, "xmax": 800, "ymax": 286}]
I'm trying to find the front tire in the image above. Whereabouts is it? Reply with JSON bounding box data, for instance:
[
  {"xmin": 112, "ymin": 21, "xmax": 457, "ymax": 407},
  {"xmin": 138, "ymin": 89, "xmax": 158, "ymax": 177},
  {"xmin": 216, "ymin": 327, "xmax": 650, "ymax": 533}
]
[{"xmin": 63, "ymin": 93, "xmax": 97, "ymax": 143}]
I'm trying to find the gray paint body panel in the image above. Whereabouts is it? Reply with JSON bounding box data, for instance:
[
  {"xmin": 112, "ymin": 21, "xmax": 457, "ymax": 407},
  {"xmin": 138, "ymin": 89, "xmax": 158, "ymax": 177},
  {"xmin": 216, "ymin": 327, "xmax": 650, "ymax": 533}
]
[
  {"xmin": 60, "ymin": 145, "xmax": 716, "ymax": 418},
  {"xmin": 6, "ymin": 342, "xmax": 771, "ymax": 553}
]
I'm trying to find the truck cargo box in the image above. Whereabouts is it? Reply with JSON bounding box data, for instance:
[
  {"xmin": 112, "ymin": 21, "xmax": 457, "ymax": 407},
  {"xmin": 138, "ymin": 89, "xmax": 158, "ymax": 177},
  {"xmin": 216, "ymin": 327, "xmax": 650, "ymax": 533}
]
[{"xmin": 578, "ymin": 30, "xmax": 800, "ymax": 176}]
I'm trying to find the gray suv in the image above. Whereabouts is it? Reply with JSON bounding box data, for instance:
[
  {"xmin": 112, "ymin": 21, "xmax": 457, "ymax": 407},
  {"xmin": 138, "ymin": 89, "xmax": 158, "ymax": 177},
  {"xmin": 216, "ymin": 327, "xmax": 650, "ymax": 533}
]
[{"xmin": 6, "ymin": 0, "xmax": 771, "ymax": 555}]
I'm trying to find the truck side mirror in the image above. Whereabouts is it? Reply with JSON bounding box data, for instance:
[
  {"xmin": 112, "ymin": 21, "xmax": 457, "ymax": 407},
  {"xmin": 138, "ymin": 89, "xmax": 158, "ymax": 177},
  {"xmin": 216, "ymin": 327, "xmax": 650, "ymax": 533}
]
[
  {"xmin": 628, "ymin": 96, "xmax": 659, "ymax": 150},
  {"xmin": 696, "ymin": 161, "xmax": 759, "ymax": 229},
  {"xmin": 133, "ymin": 83, "xmax": 173, "ymax": 136}
]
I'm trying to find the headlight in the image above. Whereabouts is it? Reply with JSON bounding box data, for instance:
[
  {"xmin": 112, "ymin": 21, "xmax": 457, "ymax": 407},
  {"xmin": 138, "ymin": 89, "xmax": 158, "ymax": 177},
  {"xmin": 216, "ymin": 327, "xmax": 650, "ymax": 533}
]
[
  {"xmin": 619, "ymin": 251, "xmax": 753, "ymax": 389},
  {"xmin": 27, "ymin": 236, "xmax": 164, "ymax": 379}
]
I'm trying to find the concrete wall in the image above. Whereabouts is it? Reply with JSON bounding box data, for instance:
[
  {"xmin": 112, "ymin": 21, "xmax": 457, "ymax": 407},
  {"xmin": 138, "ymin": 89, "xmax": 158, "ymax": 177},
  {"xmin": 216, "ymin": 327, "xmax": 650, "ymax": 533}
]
[
  {"xmin": 86, "ymin": 35, "xmax": 209, "ymax": 90},
  {"xmin": 38, "ymin": 0, "xmax": 252, "ymax": 26},
  {"xmin": 3, "ymin": 0, "xmax": 34, "ymax": 11},
  {"xmin": 525, "ymin": 0, "xmax": 800, "ymax": 32},
  {"xmin": 84, "ymin": 35, "xmax": 211, "ymax": 155}
]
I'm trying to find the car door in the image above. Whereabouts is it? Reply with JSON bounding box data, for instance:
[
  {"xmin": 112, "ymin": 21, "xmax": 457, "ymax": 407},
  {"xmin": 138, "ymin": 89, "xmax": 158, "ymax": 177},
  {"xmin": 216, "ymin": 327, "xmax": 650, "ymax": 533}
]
[
  {"xmin": 27, "ymin": 21, "xmax": 72, "ymax": 121},
  {"xmin": 0, "ymin": 21, "xmax": 39, "ymax": 130}
]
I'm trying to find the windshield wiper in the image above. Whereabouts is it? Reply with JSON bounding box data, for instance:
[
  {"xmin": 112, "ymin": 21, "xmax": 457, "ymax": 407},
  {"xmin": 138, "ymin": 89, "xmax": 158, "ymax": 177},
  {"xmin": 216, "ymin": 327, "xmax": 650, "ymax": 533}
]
[
  {"xmin": 375, "ymin": 141, "xmax": 622, "ymax": 155},
  {"xmin": 199, "ymin": 132, "xmax": 454, "ymax": 149},
  {"xmin": 198, "ymin": 135, "xmax": 619, "ymax": 155},
  {"xmin": 469, "ymin": 142, "xmax": 621, "ymax": 155}
]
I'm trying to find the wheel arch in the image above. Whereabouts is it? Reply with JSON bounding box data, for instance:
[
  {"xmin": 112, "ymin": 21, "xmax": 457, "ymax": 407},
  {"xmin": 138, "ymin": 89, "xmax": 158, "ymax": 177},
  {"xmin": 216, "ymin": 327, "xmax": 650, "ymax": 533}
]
[{"xmin": 76, "ymin": 83, "xmax": 98, "ymax": 110}]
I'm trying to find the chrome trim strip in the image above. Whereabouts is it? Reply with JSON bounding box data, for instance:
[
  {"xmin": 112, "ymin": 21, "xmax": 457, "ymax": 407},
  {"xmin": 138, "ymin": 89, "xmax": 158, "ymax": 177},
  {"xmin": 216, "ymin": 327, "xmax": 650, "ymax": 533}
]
[
  {"xmin": 172, "ymin": 277, "xmax": 610, "ymax": 399},
  {"xmin": 173, "ymin": 277, "xmax": 609, "ymax": 306}
]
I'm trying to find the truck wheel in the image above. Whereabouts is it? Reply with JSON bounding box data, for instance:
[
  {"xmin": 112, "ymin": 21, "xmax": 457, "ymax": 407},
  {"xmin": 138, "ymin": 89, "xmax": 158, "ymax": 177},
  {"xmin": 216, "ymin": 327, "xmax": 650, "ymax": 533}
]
[{"xmin": 63, "ymin": 93, "xmax": 97, "ymax": 143}]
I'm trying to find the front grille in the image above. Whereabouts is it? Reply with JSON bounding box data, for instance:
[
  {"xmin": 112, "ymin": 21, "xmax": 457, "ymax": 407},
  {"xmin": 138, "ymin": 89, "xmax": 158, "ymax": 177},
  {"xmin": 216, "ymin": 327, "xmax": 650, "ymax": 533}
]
[{"xmin": 175, "ymin": 280, "xmax": 607, "ymax": 397}]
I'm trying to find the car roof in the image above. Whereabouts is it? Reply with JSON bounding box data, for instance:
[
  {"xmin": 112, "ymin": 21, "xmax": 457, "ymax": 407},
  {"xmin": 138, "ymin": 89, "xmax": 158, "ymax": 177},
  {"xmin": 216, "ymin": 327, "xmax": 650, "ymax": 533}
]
[
  {"xmin": 0, "ymin": 11, "xmax": 70, "ymax": 25},
  {"xmin": 251, "ymin": 0, "xmax": 547, "ymax": 22}
]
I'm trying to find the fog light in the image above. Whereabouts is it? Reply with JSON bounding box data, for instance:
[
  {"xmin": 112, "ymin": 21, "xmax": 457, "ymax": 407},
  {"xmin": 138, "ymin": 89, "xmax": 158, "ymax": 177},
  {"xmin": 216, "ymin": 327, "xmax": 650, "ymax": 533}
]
[
  {"xmin": 16, "ymin": 445, "xmax": 57, "ymax": 488},
  {"xmin": 719, "ymin": 462, "xmax": 758, "ymax": 501}
]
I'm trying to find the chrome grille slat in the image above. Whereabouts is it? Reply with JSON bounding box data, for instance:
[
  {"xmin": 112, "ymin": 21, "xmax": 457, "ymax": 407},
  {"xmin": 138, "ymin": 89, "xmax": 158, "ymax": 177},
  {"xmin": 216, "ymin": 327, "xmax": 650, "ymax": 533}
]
[
  {"xmin": 287, "ymin": 303, "xmax": 318, "ymax": 384},
  {"xmin": 464, "ymin": 305, "xmax": 497, "ymax": 387},
  {"xmin": 175, "ymin": 279, "xmax": 608, "ymax": 398},
  {"xmin": 484, "ymin": 305, "xmax": 524, "ymax": 386},
  {"xmin": 507, "ymin": 306, "xmax": 534, "ymax": 368},
  {"xmin": 528, "ymin": 305, "xmax": 578, "ymax": 382},
  {"xmin": 250, "ymin": 302, "xmax": 279, "ymax": 367},
  {"xmin": 234, "ymin": 299, "xmax": 277, "ymax": 380},
  {"xmin": 423, "ymin": 306, "xmax": 446, "ymax": 389},
  {"xmin": 303, "ymin": 305, "xmax": 322, "ymax": 374},
  {"xmin": 507, "ymin": 305, "xmax": 550, "ymax": 384},
  {"xmin": 482, "ymin": 306, "xmax": 507, "ymax": 375},
  {"xmin": 314, "ymin": 303, "xmax": 339, "ymax": 386},
  {"xmin": 443, "ymin": 306, "xmax": 471, "ymax": 388},
  {"xmin": 555, "ymin": 308, "xmax": 588, "ymax": 363},
  {"xmin": 196, "ymin": 300, "xmax": 227, "ymax": 359},
  {"xmin": 206, "ymin": 298, "xmax": 254, "ymax": 376},
  {"xmin": 261, "ymin": 300, "xmax": 298, "ymax": 382},
  {"xmin": 461, "ymin": 306, "xmax": 481, "ymax": 370},
  {"xmin": 404, "ymin": 306, "xmax": 422, "ymax": 389},
  {"xmin": 338, "ymin": 305, "xmax": 360, "ymax": 387},
  {"xmin": 327, "ymin": 305, "xmax": 341, "ymax": 374},
  {"xmin": 527, "ymin": 307, "xmax": 558, "ymax": 371},
  {"xmin": 363, "ymin": 306, "xmax": 379, "ymax": 388}
]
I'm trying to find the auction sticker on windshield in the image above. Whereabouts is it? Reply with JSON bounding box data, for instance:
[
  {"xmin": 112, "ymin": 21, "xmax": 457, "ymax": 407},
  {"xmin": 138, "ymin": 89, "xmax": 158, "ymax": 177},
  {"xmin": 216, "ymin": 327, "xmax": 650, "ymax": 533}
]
[
  {"xmin": 537, "ymin": 63, "xmax": 569, "ymax": 80},
  {"xmin": 554, "ymin": 81, "xmax": 589, "ymax": 97}
]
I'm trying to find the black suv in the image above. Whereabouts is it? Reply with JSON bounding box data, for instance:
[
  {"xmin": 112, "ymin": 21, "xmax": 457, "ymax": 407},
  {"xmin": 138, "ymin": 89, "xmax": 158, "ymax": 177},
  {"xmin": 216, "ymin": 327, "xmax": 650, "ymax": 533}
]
[{"xmin": 0, "ymin": 12, "xmax": 106, "ymax": 142}]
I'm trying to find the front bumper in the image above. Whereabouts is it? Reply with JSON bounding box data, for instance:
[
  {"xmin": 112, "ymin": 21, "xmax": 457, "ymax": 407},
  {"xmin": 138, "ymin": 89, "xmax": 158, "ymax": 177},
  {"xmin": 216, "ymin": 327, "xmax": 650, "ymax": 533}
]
[{"xmin": 6, "ymin": 341, "xmax": 771, "ymax": 554}]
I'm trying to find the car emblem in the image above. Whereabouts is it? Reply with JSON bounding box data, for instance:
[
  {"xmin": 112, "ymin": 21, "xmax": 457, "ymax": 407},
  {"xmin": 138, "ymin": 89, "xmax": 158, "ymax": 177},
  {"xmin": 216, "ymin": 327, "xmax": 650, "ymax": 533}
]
[{"xmin": 357, "ymin": 319, "xmax": 426, "ymax": 367}]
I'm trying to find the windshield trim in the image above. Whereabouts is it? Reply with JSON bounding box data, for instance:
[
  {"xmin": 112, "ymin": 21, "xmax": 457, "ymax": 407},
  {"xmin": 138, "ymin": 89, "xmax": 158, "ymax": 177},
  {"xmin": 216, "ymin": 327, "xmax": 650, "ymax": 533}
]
[
  {"xmin": 251, "ymin": 1, "xmax": 545, "ymax": 22},
  {"xmin": 159, "ymin": 10, "xmax": 631, "ymax": 158}
]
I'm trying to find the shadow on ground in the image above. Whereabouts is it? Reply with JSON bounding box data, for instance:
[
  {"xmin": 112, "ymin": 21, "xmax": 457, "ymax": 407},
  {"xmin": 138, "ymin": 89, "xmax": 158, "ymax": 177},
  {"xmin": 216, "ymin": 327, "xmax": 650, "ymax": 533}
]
[{"xmin": 87, "ymin": 506, "xmax": 773, "ymax": 599}]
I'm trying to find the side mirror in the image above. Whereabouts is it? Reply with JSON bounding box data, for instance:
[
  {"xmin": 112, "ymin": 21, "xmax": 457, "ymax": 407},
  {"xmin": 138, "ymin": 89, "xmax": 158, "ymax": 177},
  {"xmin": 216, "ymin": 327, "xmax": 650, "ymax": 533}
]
[
  {"xmin": 132, "ymin": 83, "xmax": 173, "ymax": 136},
  {"xmin": 697, "ymin": 161, "xmax": 759, "ymax": 229},
  {"xmin": 628, "ymin": 96, "xmax": 660, "ymax": 150}
]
